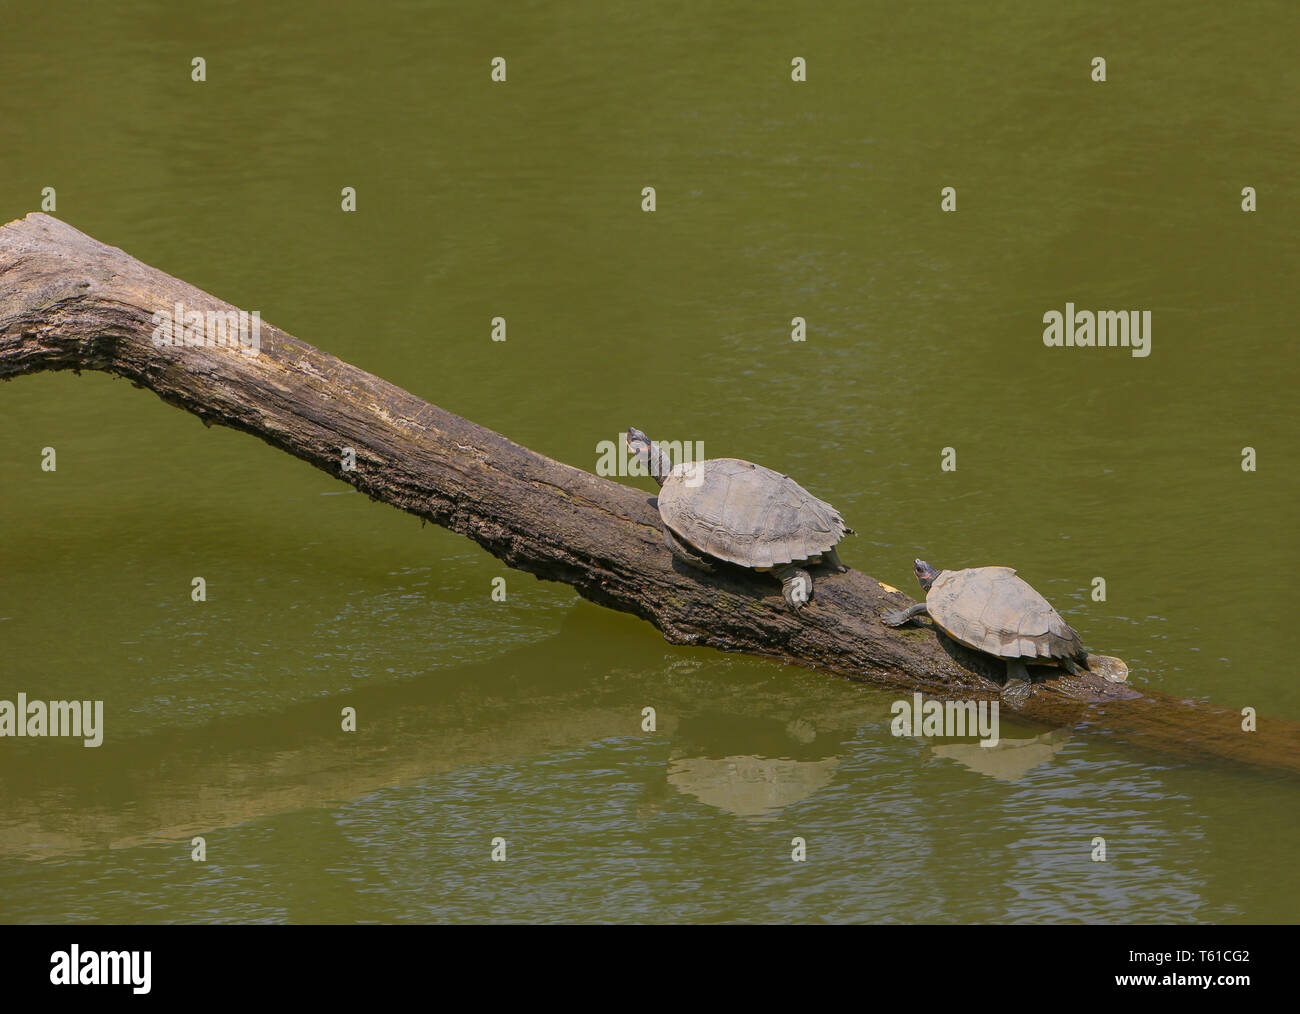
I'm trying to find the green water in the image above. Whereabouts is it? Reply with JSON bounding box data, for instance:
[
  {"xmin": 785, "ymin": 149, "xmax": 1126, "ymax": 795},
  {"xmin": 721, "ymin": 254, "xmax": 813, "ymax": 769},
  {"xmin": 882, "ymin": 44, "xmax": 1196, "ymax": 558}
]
[{"xmin": 1, "ymin": 0, "xmax": 1296, "ymax": 923}]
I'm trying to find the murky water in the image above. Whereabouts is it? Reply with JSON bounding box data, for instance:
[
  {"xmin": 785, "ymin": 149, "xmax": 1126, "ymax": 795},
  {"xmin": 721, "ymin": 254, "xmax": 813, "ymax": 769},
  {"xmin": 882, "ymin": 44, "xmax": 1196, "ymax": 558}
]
[{"xmin": 1, "ymin": 0, "xmax": 1296, "ymax": 922}]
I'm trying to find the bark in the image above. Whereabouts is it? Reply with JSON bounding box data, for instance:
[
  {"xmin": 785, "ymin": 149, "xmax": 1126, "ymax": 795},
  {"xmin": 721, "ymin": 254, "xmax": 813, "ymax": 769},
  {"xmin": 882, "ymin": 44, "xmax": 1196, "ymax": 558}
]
[{"xmin": 2, "ymin": 213, "xmax": 1295, "ymax": 777}]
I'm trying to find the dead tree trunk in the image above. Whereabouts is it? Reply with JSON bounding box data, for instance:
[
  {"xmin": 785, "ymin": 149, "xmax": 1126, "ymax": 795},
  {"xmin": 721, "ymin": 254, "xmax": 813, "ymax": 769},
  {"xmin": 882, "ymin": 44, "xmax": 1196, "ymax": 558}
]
[{"xmin": 2, "ymin": 213, "xmax": 1295, "ymax": 776}]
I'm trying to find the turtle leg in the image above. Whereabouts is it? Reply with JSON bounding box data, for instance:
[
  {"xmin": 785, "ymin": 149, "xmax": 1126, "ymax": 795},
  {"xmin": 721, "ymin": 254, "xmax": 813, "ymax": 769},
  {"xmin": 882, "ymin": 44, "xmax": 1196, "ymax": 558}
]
[
  {"xmin": 1002, "ymin": 660, "xmax": 1034, "ymax": 707},
  {"xmin": 773, "ymin": 565, "xmax": 813, "ymax": 610},
  {"xmin": 1060, "ymin": 655, "xmax": 1089, "ymax": 676},
  {"xmin": 882, "ymin": 603, "xmax": 929, "ymax": 628},
  {"xmin": 824, "ymin": 546, "xmax": 850, "ymax": 574},
  {"xmin": 662, "ymin": 527, "xmax": 716, "ymax": 573}
]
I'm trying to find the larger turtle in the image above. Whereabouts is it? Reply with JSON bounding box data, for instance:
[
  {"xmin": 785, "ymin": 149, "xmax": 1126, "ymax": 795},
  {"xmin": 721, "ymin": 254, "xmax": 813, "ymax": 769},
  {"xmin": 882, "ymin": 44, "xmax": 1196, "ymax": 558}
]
[
  {"xmin": 626, "ymin": 427, "xmax": 852, "ymax": 610},
  {"xmin": 882, "ymin": 559, "xmax": 1090, "ymax": 704}
]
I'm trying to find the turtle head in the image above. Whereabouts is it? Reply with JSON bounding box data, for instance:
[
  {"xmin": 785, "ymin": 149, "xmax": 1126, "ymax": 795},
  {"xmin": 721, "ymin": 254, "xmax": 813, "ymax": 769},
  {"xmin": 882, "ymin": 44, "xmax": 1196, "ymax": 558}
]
[
  {"xmin": 913, "ymin": 559, "xmax": 941, "ymax": 592},
  {"xmin": 626, "ymin": 427, "xmax": 652, "ymax": 454},
  {"xmin": 625, "ymin": 427, "xmax": 671, "ymax": 486}
]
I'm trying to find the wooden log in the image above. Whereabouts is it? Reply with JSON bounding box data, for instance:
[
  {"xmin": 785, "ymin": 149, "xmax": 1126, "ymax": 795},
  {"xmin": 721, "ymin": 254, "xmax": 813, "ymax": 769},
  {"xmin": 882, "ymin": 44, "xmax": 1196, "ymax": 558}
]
[{"xmin": 2, "ymin": 213, "xmax": 1295, "ymax": 776}]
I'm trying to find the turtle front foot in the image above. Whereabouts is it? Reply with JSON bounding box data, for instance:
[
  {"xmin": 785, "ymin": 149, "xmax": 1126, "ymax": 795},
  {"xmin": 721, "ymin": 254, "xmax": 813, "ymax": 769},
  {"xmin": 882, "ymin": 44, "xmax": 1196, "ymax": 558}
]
[
  {"xmin": 881, "ymin": 608, "xmax": 912, "ymax": 628},
  {"xmin": 779, "ymin": 569, "xmax": 813, "ymax": 611}
]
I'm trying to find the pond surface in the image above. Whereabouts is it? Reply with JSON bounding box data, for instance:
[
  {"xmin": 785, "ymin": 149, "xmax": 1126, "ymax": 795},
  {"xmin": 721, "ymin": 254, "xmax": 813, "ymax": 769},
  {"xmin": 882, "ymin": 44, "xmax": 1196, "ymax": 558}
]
[{"xmin": 0, "ymin": 0, "xmax": 1296, "ymax": 922}]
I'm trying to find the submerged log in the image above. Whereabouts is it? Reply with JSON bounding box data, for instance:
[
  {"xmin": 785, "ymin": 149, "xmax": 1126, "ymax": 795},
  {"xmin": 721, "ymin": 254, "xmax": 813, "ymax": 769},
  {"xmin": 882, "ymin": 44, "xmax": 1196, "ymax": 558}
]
[{"xmin": 1, "ymin": 213, "xmax": 1296, "ymax": 776}]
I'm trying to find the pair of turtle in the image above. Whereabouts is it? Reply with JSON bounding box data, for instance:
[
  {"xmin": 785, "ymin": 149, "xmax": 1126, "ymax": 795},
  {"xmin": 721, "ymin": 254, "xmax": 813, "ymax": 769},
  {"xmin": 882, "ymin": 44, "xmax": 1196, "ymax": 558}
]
[{"xmin": 626, "ymin": 427, "xmax": 1094, "ymax": 703}]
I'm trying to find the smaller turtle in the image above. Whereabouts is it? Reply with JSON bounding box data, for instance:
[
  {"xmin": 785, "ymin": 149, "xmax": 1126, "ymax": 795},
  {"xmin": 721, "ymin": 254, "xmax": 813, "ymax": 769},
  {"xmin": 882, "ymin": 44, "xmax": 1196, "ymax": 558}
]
[
  {"xmin": 626, "ymin": 427, "xmax": 852, "ymax": 610},
  {"xmin": 882, "ymin": 559, "xmax": 1089, "ymax": 705}
]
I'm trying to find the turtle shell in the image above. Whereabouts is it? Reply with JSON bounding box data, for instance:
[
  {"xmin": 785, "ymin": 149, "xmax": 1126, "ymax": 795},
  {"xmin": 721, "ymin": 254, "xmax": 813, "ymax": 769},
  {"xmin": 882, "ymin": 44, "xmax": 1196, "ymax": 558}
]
[
  {"xmin": 656, "ymin": 458, "xmax": 849, "ymax": 569},
  {"xmin": 926, "ymin": 567, "xmax": 1084, "ymax": 661}
]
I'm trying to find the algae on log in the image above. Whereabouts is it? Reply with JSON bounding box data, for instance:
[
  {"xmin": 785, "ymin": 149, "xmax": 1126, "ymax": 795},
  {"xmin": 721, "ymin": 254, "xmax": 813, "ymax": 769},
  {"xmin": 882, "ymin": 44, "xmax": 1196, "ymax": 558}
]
[{"xmin": 1, "ymin": 213, "xmax": 1296, "ymax": 776}]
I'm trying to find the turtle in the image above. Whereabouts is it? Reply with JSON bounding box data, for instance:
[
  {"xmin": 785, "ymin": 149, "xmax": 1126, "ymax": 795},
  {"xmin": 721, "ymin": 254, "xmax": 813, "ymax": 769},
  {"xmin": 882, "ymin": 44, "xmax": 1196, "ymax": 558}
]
[
  {"xmin": 625, "ymin": 427, "xmax": 852, "ymax": 610},
  {"xmin": 881, "ymin": 559, "xmax": 1090, "ymax": 705}
]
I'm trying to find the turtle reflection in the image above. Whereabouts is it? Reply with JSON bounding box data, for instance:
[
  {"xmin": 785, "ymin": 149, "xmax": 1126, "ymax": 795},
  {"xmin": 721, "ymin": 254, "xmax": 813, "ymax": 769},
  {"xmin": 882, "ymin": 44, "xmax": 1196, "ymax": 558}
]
[
  {"xmin": 925, "ymin": 727, "xmax": 1072, "ymax": 782},
  {"xmin": 647, "ymin": 711, "xmax": 844, "ymax": 819}
]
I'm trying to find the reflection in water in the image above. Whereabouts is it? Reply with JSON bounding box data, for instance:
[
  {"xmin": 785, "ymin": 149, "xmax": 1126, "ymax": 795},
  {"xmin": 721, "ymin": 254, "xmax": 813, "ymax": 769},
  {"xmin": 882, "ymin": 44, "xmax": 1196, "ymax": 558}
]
[
  {"xmin": 926, "ymin": 728, "xmax": 1071, "ymax": 783},
  {"xmin": 667, "ymin": 755, "xmax": 840, "ymax": 819},
  {"xmin": 1, "ymin": 603, "xmax": 1296, "ymax": 922},
  {"xmin": 0, "ymin": 610, "xmax": 875, "ymax": 858},
  {"xmin": 0, "ymin": 624, "xmax": 648, "ymax": 859},
  {"xmin": 654, "ymin": 709, "xmax": 852, "ymax": 819}
]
